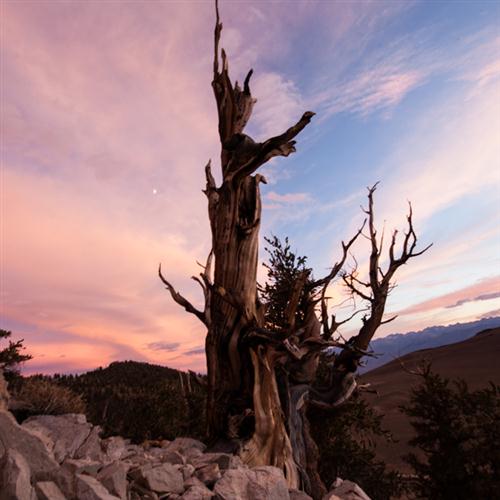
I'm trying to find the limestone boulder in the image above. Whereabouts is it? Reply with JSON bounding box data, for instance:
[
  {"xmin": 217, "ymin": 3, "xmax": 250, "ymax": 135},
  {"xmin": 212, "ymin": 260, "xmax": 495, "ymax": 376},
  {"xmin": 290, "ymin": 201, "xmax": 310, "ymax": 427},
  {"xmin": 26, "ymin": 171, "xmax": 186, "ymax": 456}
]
[
  {"xmin": 0, "ymin": 448, "xmax": 35, "ymax": 500},
  {"xmin": 195, "ymin": 463, "xmax": 221, "ymax": 487},
  {"xmin": 97, "ymin": 461, "xmax": 129, "ymax": 499},
  {"xmin": 139, "ymin": 463, "xmax": 184, "ymax": 494},
  {"xmin": 0, "ymin": 411, "xmax": 59, "ymax": 480},
  {"xmin": 182, "ymin": 483, "xmax": 215, "ymax": 499},
  {"xmin": 63, "ymin": 458, "xmax": 102, "ymax": 476},
  {"xmin": 102, "ymin": 436, "xmax": 127, "ymax": 462},
  {"xmin": 75, "ymin": 474, "xmax": 121, "ymax": 500},
  {"xmin": 191, "ymin": 452, "xmax": 242, "ymax": 471},
  {"xmin": 179, "ymin": 463, "xmax": 196, "ymax": 480},
  {"xmin": 184, "ymin": 476, "xmax": 207, "ymax": 489},
  {"xmin": 324, "ymin": 478, "xmax": 371, "ymax": 500},
  {"xmin": 166, "ymin": 438, "xmax": 206, "ymax": 460},
  {"xmin": 35, "ymin": 481, "xmax": 67, "ymax": 500},
  {"xmin": 75, "ymin": 426, "xmax": 105, "ymax": 462},
  {"xmin": 289, "ymin": 490, "xmax": 313, "ymax": 500},
  {"xmin": 322, "ymin": 494, "xmax": 341, "ymax": 500},
  {"xmin": 22, "ymin": 414, "xmax": 92, "ymax": 463},
  {"xmin": 148, "ymin": 448, "xmax": 185, "ymax": 465},
  {"xmin": 213, "ymin": 465, "xmax": 290, "ymax": 500}
]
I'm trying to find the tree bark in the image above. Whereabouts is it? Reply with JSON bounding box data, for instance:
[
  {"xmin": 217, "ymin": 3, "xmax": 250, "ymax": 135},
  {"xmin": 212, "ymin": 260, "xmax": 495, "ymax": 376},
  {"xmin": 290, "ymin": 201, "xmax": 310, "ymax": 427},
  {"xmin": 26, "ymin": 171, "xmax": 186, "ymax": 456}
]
[
  {"xmin": 160, "ymin": 3, "xmax": 430, "ymax": 496},
  {"xmin": 203, "ymin": 4, "xmax": 314, "ymax": 486}
]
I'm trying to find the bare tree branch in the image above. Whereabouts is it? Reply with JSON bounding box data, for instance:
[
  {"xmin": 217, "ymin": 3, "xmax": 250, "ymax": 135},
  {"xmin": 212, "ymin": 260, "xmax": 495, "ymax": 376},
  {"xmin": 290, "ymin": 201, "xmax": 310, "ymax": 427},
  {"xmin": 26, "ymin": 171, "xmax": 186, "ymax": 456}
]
[
  {"xmin": 158, "ymin": 264, "xmax": 206, "ymax": 324},
  {"xmin": 381, "ymin": 314, "xmax": 398, "ymax": 325},
  {"xmin": 310, "ymin": 219, "xmax": 366, "ymax": 290},
  {"xmin": 336, "ymin": 184, "xmax": 432, "ymax": 370},
  {"xmin": 230, "ymin": 111, "xmax": 316, "ymax": 180},
  {"xmin": 342, "ymin": 273, "xmax": 373, "ymax": 302}
]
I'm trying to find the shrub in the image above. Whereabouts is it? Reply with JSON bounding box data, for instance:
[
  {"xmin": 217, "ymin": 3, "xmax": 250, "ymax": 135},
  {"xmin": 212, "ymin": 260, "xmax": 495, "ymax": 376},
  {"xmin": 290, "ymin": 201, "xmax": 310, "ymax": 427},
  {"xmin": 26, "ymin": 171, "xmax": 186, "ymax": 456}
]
[
  {"xmin": 309, "ymin": 392, "xmax": 404, "ymax": 500},
  {"xmin": 12, "ymin": 376, "xmax": 86, "ymax": 417},
  {"xmin": 401, "ymin": 368, "xmax": 500, "ymax": 499}
]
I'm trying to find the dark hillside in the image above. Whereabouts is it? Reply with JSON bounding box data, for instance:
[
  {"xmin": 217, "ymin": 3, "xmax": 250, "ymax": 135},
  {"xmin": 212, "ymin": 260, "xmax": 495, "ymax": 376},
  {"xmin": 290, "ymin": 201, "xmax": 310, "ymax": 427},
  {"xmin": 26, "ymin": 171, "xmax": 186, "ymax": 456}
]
[
  {"xmin": 52, "ymin": 361, "xmax": 205, "ymax": 442},
  {"xmin": 361, "ymin": 327, "xmax": 500, "ymax": 472}
]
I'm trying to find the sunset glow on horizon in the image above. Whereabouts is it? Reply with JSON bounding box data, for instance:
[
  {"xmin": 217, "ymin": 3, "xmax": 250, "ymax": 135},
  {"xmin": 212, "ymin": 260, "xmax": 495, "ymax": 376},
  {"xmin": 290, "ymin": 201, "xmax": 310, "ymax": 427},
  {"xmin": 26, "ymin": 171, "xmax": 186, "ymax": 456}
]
[{"xmin": 1, "ymin": 0, "xmax": 499, "ymax": 375}]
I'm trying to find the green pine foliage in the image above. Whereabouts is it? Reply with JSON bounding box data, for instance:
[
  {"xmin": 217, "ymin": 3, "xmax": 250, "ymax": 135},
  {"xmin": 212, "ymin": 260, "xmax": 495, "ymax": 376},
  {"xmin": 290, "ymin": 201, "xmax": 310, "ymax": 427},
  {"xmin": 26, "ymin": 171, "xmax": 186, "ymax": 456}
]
[
  {"xmin": 259, "ymin": 235, "xmax": 311, "ymax": 331},
  {"xmin": 401, "ymin": 368, "xmax": 500, "ymax": 499},
  {"xmin": 0, "ymin": 329, "xmax": 32, "ymax": 377}
]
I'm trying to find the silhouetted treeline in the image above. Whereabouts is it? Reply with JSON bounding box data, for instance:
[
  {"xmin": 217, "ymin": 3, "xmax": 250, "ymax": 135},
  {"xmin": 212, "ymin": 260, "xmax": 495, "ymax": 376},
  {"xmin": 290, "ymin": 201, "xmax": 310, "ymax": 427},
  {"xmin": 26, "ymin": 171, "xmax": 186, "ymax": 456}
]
[{"xmin": 27, "ymin": 361, "xmax": 206, "ymax": 442}]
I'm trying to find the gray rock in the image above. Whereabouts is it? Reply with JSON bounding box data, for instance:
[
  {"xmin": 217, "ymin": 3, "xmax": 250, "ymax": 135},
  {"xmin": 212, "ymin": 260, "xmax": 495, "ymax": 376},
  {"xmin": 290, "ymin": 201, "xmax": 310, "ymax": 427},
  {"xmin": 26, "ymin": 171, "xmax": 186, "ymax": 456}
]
[
  {"xmin": 75, "ymin": 426, "xmax": 105, "ymax": 462},
  {"xmin": 322, "ymin": 494, "xmax": 342, "ymax": 500},
  {"xmin": 63, "ymin": 458, "xmax": 102, "ymax": 476},
  {"xmin": 166, "ymin": 438, "xmax": 206, "ymax": 456},
  {"xmin": 182, "ymin": 484, "xmax": 215, "ymax": 499},
  {"xmin": 22, "ymin": 414, "xmax": 92, "ymax": 463},
  {"xmin": 102, "ymin": 437, "xmax": 127, "ymax": 461},
  {"xmin": 191, "ymin": 452, "xmax": 241, "ymax": 471},
  {"xmin": 124, "ymin": 444, "xmax": 142, "ymax": 455},
  {"xmin": 140, "ymin": 463, "xmax": 184, "ymax": 494},
  {"xmin": 149, "ymin": 448, "xmax": 185, "ymax": 465},
  {"xmin": 129, "ymin": 483, "xmax": 158, "ymax": 500},
  {"xmin": 97, "ymin": 461, "xmax": 129, "ymax": 499},
  {"xmin": 0, "ymin": 412, "xmax": 59, "ymax": 480},
  {"xmin": 75, "ymin": 474, "xmax": 121, "ymax": 500},
  {"xmin": 194, "ymin": 463, "xmax": 221, "ymax": 487},
  {"xmin": 128, "ymin": 463, "xmax": 150, "ymax": 482},
  {"xmin": 213, "ymin": 466, "xmax": 290, "ymax": 500},
  {"xmin": 35, "ymin": 481, "xmax": 67, "ymax": 500},
  {"xmin": 0, "ymin": 448, "xmax": 35, "ymax": 500},
  {"xmin": 289, "ymin": 490, "xmax": 313, "ymax": 500},
  {"xmin": 179, "ymin": 463, "xmax": 195, "ymax": 480},
  {"xmin": 184, "ymin": 476, "xmax": 206, "ymax": 489},
  {"xmin": 324, "ymin": 478, "xmax": 371, "ymax": 500},
  {"xmin": 46, "ymin": 465, "xmax": 75, "ymax": 498}
]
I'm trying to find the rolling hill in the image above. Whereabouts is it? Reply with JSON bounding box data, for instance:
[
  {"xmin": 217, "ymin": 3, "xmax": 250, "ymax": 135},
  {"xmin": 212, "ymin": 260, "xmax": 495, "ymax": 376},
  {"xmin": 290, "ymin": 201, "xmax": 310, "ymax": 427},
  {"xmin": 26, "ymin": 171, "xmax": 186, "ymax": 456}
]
[{"xmin": 361, "ymin": 327, "xmax": 500, "ymax": 472}]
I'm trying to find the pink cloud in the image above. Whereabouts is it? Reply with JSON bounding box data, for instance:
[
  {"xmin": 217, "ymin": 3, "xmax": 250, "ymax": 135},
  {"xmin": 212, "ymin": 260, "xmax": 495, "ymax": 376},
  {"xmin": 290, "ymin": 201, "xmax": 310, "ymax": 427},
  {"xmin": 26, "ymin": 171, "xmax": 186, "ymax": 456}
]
[
  {"xmin": 397, "ymin": 277, "xmax": 500, "ymax": 315},
  {"xmin": 318, "ymin": 69, "xmax": 424, "ymax": 118},
  {"xmin": 2, "ymin": 1, "xmax": 499, "ymax": 376}
]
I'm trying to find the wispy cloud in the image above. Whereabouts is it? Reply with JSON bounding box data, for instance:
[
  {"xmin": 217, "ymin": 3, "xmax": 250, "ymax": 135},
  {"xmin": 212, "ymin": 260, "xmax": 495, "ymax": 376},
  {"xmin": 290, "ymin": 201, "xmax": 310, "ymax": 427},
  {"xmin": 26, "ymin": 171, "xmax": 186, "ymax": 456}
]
[
  {"xmin": 397, "ymin": 277, "xmax": 500, "ymax": 316},
  {"xmin": 479, "ymin": 309, "xmax": 500, "ymax": 320},
  {"xmin": 446, "ymin": 292, "xmax": 500, "ymax": 309},
  {"xmin": 2, "ymin": 1, "xmax": 499, "ymax": 375},
  {"xmin": 184, "ymin": 347, "xmax": 205, "ymax": 357},
  {"xmin": 147, "ymin": 342, "xmax": 180, "ymax": 352},
  {"xmin": 250, "ymin": 73, "xmax": 306, "ymax": 140},
  {"xmin": 316, "ymin": 69, "xmax": 425, "ymax": 119}
]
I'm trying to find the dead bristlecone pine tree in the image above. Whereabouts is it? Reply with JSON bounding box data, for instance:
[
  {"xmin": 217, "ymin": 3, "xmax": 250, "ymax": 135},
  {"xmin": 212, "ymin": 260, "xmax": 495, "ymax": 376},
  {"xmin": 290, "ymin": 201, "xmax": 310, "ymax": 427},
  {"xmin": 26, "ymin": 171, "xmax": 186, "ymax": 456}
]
[{"xmin": 159, "ymin": 2, "xmax": 431, "ymax": 498}]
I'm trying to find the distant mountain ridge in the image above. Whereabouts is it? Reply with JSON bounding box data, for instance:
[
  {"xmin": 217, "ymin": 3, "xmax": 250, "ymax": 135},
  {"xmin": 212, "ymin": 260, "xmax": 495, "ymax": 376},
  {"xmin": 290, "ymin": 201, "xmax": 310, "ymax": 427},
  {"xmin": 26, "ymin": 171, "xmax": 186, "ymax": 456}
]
[{"xmin": 361, "ymin": 316, "xmax": 500, "ymax": 373}]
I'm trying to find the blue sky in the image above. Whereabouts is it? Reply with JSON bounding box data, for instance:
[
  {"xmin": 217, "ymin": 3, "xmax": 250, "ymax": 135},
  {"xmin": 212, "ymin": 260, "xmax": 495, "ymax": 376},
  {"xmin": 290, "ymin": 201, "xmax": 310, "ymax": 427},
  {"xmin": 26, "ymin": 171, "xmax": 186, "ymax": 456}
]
[{"xmin": 1, "ymin": 0, "xmax": 499, "ymax": 374}]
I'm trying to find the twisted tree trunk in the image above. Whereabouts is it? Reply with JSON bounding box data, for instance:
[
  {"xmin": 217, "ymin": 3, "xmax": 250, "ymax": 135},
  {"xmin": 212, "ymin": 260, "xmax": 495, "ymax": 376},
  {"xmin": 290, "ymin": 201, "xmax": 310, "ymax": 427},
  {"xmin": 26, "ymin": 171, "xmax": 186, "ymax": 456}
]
[{"xmin": 160, "ymin": 2, "xmax": 430, "ymax": 497}]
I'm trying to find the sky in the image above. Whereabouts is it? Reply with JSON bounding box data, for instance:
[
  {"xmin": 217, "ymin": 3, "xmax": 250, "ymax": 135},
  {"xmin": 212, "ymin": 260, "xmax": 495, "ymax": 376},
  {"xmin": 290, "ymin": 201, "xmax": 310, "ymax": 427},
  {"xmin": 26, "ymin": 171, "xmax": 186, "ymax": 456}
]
[{"xmin": 1, "ymin": 0, "xmax": 499, "ymax": 375}]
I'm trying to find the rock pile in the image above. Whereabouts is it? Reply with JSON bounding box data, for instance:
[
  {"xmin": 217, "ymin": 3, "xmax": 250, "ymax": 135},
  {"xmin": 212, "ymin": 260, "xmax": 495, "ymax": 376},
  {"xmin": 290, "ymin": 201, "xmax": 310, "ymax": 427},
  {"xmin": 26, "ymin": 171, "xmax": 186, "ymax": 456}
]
[{"xmin": 0, "ymin": 373, "xmax": 371, "ymax": 499}]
